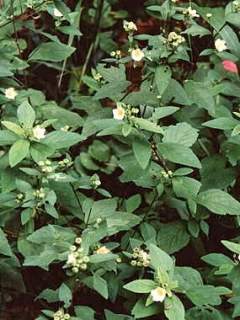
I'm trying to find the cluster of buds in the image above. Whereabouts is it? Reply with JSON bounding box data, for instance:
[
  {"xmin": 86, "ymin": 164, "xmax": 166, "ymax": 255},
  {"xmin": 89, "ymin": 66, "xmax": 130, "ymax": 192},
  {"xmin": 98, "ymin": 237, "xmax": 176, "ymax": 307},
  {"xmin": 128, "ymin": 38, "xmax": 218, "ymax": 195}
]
[
  {"xmin": 58, "ymin": 158, "xmax": 72, "ymax": 168},
  {"xmin": 110, "ymin": 50, "xmax": 122, "ymax": 59},
  {"xmin": 60, "ymin": 125, "xmax": 70, "ymax": 132},
  {"xmin": 33, "ymin": 188, "xmax": 45, "ymax": 199},
  {"xmin": 93, "ymin": 73, "xmax": 102, "ymax": 81},
  {"xmin": 113, "ymin": 103, "xmax": 138, "ymax": 121},
  {"xmin": 183, "ymin": 6, "xmax": 199, "ymax": 18},
  {"xmin": 167, "ymin": 32, "xmax": 185, "ymax": 47},
  {"xmin": 233, "ymin": 0, "xmax": 240, "ymax": 12},
  {"xmin": 16, "ymin": 193, "xmax": 24, "ymax": 204},
  {"xmin": 90, "ymin": 174, "xmax": 101, "ymax": 189},
  {"xmin": 123, "ymin": 20, "xmax": 137, "ymax": 33},
  {"xmin": 66, "ymin": 237, "xmax": 89, "ymax": 273},
  {"xmin": 130, "ymin": 247, "xmax": 151, "ymax": 267},
  {"xmin": 160, "ymin": 170, "xmax": 173, "ymax": 185},
  {"xmin": 38, "ymin": 160, "xmax": 54, "ymax": 173},
  {"xmin": 53, "ymin": 309, "xmax": 70, "ymax": 320}
]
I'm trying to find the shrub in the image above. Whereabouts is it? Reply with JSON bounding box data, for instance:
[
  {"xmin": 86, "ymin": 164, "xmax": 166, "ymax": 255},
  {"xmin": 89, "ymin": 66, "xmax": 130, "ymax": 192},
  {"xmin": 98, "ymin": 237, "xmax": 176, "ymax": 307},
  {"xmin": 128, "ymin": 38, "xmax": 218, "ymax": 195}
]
[{"xmin": 1, "ymin": 0, "xmax": 240, "ymax": 319}]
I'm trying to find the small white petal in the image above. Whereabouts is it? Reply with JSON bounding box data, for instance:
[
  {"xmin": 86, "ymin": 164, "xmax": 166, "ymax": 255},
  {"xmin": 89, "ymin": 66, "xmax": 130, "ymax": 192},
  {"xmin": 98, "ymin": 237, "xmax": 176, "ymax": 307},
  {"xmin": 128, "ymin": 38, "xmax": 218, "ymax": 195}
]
[
  {"xmin": 131, "ymin": 48, "xmax": 145, "ymax": 62},
  {"xmin": 32, "ymin": 126, "xmax": 46, "ymax": 140},
  {"xmin": 151, "ymin": 287, "xmax": 167, "ymax": 302},
  {"xmin": 5, "ymin": 87, "xmax": 17, "ymax": 100}
]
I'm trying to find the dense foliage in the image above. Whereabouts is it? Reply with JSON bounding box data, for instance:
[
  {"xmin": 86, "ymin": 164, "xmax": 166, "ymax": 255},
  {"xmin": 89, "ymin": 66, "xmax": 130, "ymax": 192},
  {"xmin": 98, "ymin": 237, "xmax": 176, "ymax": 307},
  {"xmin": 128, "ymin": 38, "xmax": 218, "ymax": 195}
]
[{"xmin": 1, "ymin": 0, "xmax": 240, "ymax": 319}]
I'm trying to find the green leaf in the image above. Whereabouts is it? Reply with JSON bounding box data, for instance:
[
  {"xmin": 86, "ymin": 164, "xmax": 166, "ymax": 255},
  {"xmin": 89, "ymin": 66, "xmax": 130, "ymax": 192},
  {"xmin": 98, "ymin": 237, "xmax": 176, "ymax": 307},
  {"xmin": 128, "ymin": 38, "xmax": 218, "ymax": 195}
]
[
  {"xmin": 148, "ymin": 243, "xmax": 174, "ymax": 272},
  {"xmin": 132, "ymin": 298, "xmax": 161, "ymax": 319},
  {"xmin": 59, "ymin": 283, "xmax": 72, "ymax": 308},
  {"xmin": 17, "ymin": 101, "xmax": 36, "ymax": 129},
  {"xmin": 157, "ymin": 221, "xmax": 190, "ymax": 254},
  {"xmin": 133, "ymin": 118, "xmax": 164, "ymax": 134},
  {"xmin": 0, "ymin": 228, "xmax": 12, "ymax": 256},
  {"xmin": 132, "ymin": 136, "xmax": 151, "ymax": 169},
  {"xmin": 197, "ymin": 189, "xmax": 240, "ymax": 215},
  {"xmin": 172, "ymin": 177, "xmax": 201, "ymax": 199},
  {"xmin": 43, "ymin": 131, "xmax": 82, "ymax": 149},
  {"xmin": 163, "ymin": 123, "xmax": 198, "ymax": 147},
  {"xmin": 174, "ymin": 267, "xmax": 203, "ymax": 292},
  {"xmin": 124, "ymin": 280, "xmax": 156, "ymax": 293},
  {"xmin": 155, "ymin": 65, "xmax": 172, "ymax": 96},
  {"xmin": 157, "ymin": 143, "xmax": 201, "ymax": 169},
  {"xmin": 221, "ymin": 240, "xmax": 240, "ymax": 254},
  {"xmin": 203, "ymin": 117, "xmax": 238, "ymax": 130},
  {"xmin": 2, "ymin": 121, "xmax": 25, "ymax": 136},
  {"xmin": 29, "ymin": 41, "xmax": 76, "ymax": 62},
  {"xmin": 93, "ymin": 274, "xmax": 108, "ymax": 299},
  {"xmin": 9, "ymin": 139, "xmax": 30, "ymax": 167},
  {"xmin": 186, "ymin": 285, "xmax": 229, "ymax": 306},
  {"xmin": 164, "ymin": 295, "xmax": 185, "ymax": 320},
  {"xmin": 0, "ymin": 130, "xmax": 18, "ymax": 145},
  {"xmin": 220, "ymin": 25, "xmax": 240, "ymax": 57}
]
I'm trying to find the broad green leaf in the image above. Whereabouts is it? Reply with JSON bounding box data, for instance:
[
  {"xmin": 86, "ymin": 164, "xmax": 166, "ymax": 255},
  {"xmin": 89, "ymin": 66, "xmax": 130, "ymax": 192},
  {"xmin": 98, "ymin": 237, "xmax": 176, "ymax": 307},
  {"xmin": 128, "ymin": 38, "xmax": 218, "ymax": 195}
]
[
  {"xmin": 29, "ymin": 41, "xmax": 76, "ymax": 62},
  {"xmin": 17, "ymin": 101, "xmax": 36, "ymax": 129},
  {"xmin": 132, "ymin": 298, "xmax": 161, "ymax": 319},
  {"xmin": 221, "ymin": 240, "xmax": 240, "ymax": 254},
  {"xmin": 0, "ymin": 130, "xmax": 18, "ymax": 145},
  {"xmin": 2, "ymin": 121, "xmax": 25, "ymax": 136},
  {"xmin": 203, "ymin": 117, "xmax": 238, "ymax": 130},
  {"xmin": 164, "ymin": 295, "xmax": 185, "ymax": 320},
  {"xmin": 124, "ymin": 280, "xmax": 156, "ymax": 293},
  {"xmin": 157, "ymin": 221, "xmax": 190, "ymax": 254},
  {"xmin": 9, "ymin": 139, "xmax": 30, "ymax": 167},
  {"xmin": 197, "ymin": 189, "xmax": 240, "ymax": 215},
  {"xmin": 148, "ymin": 243, "xmax": 174, "ymax": 272},
  {"xmin": 157, "ymin": 143, "xmax": 201, "ymax": 169},
  {"xmin": 0, "ymin": 228, "xmax": 12, "ymax": 256},
  {"xmin": 43, "ymin": 131, "xmax": 82, "ymax": 149},
  {"xmin": 59, "ymin": 283, "xmax": 72, "ymax": 308},
  {"xmin": 155, "ymin": 65, "xmax": 172, "ymax": 96},
  {"xmin": 133, "ymin": 118, "xmax": 164, "ymax": 134},
  {"xmin": 163, "ymin": 123, "xmax": 198, "ymax": 147},
  {"xmin": 132, "ymin": 137, "xmax": 151, "ymax": 169}
]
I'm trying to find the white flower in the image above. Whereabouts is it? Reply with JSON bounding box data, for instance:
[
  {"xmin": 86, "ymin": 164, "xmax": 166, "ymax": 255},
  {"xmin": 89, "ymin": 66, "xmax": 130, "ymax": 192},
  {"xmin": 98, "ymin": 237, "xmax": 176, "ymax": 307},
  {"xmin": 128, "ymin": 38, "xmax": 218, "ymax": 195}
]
[
  {"xmin": 5, "ymin": 87, "xmax": 17, "ymax": 100},
  {"xmin": 123, "ymin": 20, "xmax": 137, "ymax": 32},
  {"xmin": 113, "ymin": 105, "xmax": 125, "ymax": 120},
  {"xmin": 151, "ymin": 287, "xmax": 167, "ymax": 302},
  {"xmin": 53, "ymin": 8, "xmax": 63, "ymax": 17},
  {"xmin": 32, "ymin": 126, "xmax": 46, "ymax": 140},
  {"xmin": 186, "ymin": 7, "xmax": 199, "ymax": 18},
  {"xmin": 215, "ymin": 39, "xmax": 228, "ymax": 52},
  {"xmin": 96, "ymin": 246, "xmax": 111, "ymax": 254},
  {"xmin": 131, "ymin": 48, "xmax": 145, "ymax": 62}
]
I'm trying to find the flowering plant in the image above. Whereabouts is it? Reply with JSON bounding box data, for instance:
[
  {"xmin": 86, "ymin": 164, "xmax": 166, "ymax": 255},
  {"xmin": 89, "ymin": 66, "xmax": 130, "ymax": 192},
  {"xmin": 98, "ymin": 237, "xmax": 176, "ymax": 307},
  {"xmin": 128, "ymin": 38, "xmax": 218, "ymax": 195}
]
[{"xmin": 1, "ymin": 0, "xmax": 240, "ymax": 319}]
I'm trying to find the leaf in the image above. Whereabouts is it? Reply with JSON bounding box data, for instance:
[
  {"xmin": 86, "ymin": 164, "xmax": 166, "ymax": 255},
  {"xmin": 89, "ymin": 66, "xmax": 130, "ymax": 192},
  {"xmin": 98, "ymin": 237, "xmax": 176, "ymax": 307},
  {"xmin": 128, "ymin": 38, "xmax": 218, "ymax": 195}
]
[
  {"xmin": 152, "ymin": 107, "xmax": 179, "ymax": 120},
  {"xmin": 2, "ymin": 121, "xmax": 25, "ymax": 136},
  {"xmin": 155, "ymin": 65, "xmax": 172, "ymax": 96},
  {"xmin": 163, "ymin": 122, "xmax": 199, "ymax": 147},
  {"xmin": 132, "ymin": 298, "xmax": 161, "ymax": 319},
  {"xmin": 9, "ymin": 139, "xmax": 30, "ymax": 167},
  {"xmin": 174, "ymin": 267, "xmax": 203, "ymax": 292},
  {"xmin": 164, "ymin": 295, "xmax": 185, "ymax": 320},
  {"xmin": 17, "ymin": 101, "xmax": 36, "ymax": 129},
  {"xmin": 0, "ymin": 228, "xmax": 12, "ymax": 256},
  {"xmin": 93, "ymin": 274, "xmax": 108, "ymax": 299},
  {"xmin": 148, "ymin": 243, "xmax": 174, "ymax": 272},
  {"xmin": 186, "ymin": 285, "xmax": 229, "ymax": 306},
  {"xmin": 157, "ymin": 221, "xmax": 190, "ymax": 254},
  {"xmin": 203, "ymin": 117, "xmax": 238, "ymax": 130},
  {"xmin": 197, "ymin": 189, "xmax": 240, "ymax": 215},
  {"xmin": 221, "ymin": 240, "xmax": 240, "ymax": 254},
  {"xmin": 29, "ymin": 41, "xmax": 76, "ymax": 62},
  {"xmin": 132, "ymin": 136, "xmax": 151, "ymax": 169},
  {"xmin": 184, "ymin": 81, "xmax": 215, "ymax": 115},
  {"xmin": 157, "ymin": 143, "xmax": 201, "ymax": 168},
  {"xmin": 43, "ymin": 131, "xmax": 82, "ymax": 149},
  {"xmin": 0, "ymin": 130, "xmax": 18, "ymax": 145},
  {"xmin": 133, "ymin": 118, "xmax": 164, "ymax": 134},
  {"xmin": 220, "ymin": 25, "xmax": 240, "ymax": 57},
  {"xmin": 59, "ymin": 283, "xmax": 72, "ymax": 308},
  {"xmin": 172, "ymin": 177, "xmax": 201, "ymax": 199},
  {"xmin": 124, "ymin": 280, "xmax": 156, "ymax": 293}
]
